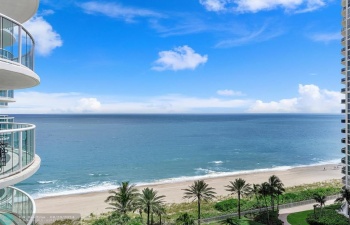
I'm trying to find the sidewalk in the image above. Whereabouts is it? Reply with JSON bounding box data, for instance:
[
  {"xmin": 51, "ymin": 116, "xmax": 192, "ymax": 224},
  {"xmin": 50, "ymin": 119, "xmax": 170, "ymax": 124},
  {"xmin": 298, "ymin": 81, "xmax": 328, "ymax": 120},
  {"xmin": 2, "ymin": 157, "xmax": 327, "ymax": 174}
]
[{"xmin": 278, "ymin": 197, "xmax": 337, "ymax": 225}]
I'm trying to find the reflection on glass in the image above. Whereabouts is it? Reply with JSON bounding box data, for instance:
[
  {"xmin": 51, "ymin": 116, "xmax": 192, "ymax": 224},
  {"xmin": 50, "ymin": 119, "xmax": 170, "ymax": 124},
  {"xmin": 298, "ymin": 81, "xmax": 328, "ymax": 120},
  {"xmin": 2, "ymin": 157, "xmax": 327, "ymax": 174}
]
[{"xmin": 0, "ymin": 16, "xmax": 34, "ymax": 70}]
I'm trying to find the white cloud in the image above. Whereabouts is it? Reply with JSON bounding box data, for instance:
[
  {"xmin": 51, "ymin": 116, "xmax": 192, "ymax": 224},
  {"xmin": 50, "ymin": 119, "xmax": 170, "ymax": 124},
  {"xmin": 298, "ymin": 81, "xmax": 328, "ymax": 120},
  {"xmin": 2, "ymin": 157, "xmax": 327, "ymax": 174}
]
[
  {"xmin": 39, "ymin": 9, "xmax": 55, "ymax": 16},
  {"xmin": 1, "ymin": 84, "xmax": 341, "ymax": 114},
  {"xmin": 309, "ymin": 32, "xmax": 341, "ymax": 43},
  {"xmin": 1, "ymin": 92, "xmax": 250, "ymax": 114},
  {"xmin": 152, "ymin": 45, "xmax": 208, "ymax": 71},
  {"xmin": 24, "ymin": 16, "xmax": 63, "ymax": 56},
  {"xmin": 217, "ymin": 89, "xmax": 245, "ymax": 96},
  {"xmin": 216, "ymin": 24, "xmax": 284, "ymax": 48},
  {"xmin": 75, "ymin": 98, "xmax": 101, "ymax": 112},
  {"xmin": 80, "ymin": 1, "xmax": 162, "ymax": 22},
  {"xmin": 248, "ymin": 84, "xmax": 342, "ymax": 113},
  {"xmin": 2, "ymin": 92, "xmax": 101, "ymax": 113},
  {"xmin": 200, "ymin": 0, "xmax": 227, "ymax": 11},
  {"xmin": 200, "ymin": 0, "xmax": 326, "ymax": 13}
]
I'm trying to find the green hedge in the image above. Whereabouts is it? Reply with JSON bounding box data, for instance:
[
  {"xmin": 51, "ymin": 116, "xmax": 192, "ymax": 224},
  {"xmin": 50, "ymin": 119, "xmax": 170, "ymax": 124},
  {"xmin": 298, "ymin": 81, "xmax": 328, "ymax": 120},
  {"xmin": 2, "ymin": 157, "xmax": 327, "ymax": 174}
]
[{"xmin": 306, "ymin": 205, "xmax": 348, "ymax": 225}]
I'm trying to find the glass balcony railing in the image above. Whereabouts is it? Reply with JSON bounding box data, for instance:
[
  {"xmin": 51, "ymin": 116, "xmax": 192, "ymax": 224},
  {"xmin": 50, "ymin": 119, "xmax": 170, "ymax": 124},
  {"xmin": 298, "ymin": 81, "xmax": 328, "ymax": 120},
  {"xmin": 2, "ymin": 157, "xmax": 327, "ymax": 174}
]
[
  {"xmin": 0, "ymin": 90, "xmax": 14, "ymax": 100},
  {"xmin": 0, "ymin": 186, "xmax": 35, "ymax": 225},
  {"xmin": 0, "ymin": 14, "xmax": 35, "ymax": 70},
  {"xmin": 0, "ymin": 116, "xmax": 14, "ymax": 123},
  {"xmin": 0, "ymin": 123, "xmax": 35, "ymax": 179}
]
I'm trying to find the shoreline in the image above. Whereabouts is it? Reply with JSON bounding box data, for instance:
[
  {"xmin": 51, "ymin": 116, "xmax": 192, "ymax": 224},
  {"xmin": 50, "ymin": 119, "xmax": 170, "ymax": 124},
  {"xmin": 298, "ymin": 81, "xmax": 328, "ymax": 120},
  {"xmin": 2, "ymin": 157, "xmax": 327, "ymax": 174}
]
[
  {"xmin": 35, "ymin": 163, "xmax": 342, "ymax": 218},
  {"xmin": 32, "ymin": 160, "xmax": 340, "ymax": 200}
]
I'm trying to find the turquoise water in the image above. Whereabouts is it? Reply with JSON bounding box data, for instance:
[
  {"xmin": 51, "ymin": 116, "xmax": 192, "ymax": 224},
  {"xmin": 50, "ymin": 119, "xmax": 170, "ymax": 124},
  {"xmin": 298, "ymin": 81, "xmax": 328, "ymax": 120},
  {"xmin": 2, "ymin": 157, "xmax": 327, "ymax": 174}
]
[{"xmin": 11, "ymin": 114, "xmax": 342, "ymax": 199}]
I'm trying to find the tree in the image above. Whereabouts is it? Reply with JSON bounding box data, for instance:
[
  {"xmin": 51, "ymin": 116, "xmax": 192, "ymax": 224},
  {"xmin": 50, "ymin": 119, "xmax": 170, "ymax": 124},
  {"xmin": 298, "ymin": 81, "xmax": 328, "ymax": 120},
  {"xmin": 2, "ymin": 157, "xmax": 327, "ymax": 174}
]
[
  {"xmin": 259, "ymin": 182, "xmax": 271, "ymax": 224},
  {"xmin": 175, "ymin": 213, "xmax": 195, "ymax": 225},
  {"xmin": 335, "ymin": 187, "xmax": 350, "ymax": 224},
  {"xmin": 252, "ymin": 184, "xmax": 262, "ymax": 211},
  {"xmin": 137, "ymin": 187, "xmax": 165, "ymax": 225},
  {"xmin": 105, "ymin": 181, "xmax": 139, "ymax": 214},
  {"xmin": 313, "ymin": 193, "xmax": 326, "ymax": 216},
  {"xmin": 312, "ymin": 204, "xmax": 319, "ymax": 217},
  {"xmin": 225, "ymin": 178, "xmax": 252, "ymax": 219},
  {"xmin": 275, "ymin": 182, "xmax": 285, "ymax": 211},
  {"xmin": 183, "ymin": 180, "xmax": 216, "ymax": 225},
  {"xmin": 155, "ymin": 204, "xmax": 166, "ymax": 225},
  {"xmin": 268, "ymin": 175, "xmax": 284, "ymax": 212}
]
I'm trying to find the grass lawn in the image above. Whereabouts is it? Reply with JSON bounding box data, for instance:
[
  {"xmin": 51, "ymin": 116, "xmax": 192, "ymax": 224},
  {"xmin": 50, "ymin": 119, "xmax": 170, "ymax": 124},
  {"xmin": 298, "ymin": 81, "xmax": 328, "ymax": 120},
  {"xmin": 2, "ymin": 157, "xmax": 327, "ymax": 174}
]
[{"xmin": 287, "ymin": 209, "xmax": 313, "ymax": 225}]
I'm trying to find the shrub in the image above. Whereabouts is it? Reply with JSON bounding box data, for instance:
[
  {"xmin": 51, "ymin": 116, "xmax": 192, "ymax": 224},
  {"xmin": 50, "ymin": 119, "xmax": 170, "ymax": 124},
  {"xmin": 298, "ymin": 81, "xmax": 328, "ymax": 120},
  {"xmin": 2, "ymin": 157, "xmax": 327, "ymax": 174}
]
[
  {"xmin": 306, "ymin": 206, "xmax": 348, "ymax": 225},
  {"xmin": 215, "ymin": 199, "xmax": 248, "ymax": 212},
  {"xmin": 254, "ymin": 211, "xmax": 283, "ymax": 225}
]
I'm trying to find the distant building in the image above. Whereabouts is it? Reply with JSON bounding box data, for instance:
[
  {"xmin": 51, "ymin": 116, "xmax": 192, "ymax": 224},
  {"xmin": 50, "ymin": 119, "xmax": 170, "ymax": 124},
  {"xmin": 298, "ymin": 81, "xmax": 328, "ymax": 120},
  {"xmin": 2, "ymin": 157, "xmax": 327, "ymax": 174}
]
[{"xmin": 0, "ymin": 0, "xmax": 41, "ymax": 224}]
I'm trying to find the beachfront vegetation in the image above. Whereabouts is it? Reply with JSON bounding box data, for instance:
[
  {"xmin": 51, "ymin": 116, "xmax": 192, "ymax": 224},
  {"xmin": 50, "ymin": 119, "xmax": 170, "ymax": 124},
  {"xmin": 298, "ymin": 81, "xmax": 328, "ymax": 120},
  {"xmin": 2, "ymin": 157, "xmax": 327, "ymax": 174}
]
[
  {"xmin": 47, "ymin": 179, "xmax": 342, "ymax": 225},
  {"xmin": 175, "ymin": 212, "xmax": 195, "ymax": 225},
  {"xmin": 137, "ymin": 187, "xmax": 166, "ymax": 225},
  {"xmin": 312, "ymin": 194, "xmax": 326, "ymax": 216},
  {"xmin": 105, "ymin": 181, "xmax": 139, "ymax": 215},
  {"xmin": 225, "ymin": 178, "xmax": 252, "ymax": 219},
  {"xmin": 182, "ymin": 180, "xmax": 216, "ymax": 224}
]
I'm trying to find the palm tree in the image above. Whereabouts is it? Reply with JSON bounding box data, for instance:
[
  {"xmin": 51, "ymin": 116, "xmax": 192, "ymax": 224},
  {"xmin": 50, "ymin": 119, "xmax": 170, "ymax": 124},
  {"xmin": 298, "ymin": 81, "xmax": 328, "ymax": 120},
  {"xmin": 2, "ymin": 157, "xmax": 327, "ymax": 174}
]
[
  {"xmin": 313, "ymin": 193, "xmax": 326, "ymax": 216},
  {"xmin": 176, "ymin": 213, "xmax": 195, "ymax": 225},
  {"xmin": 105, "ymin": 181, "xmax": 139, "ymax": 214},
  {"xmin": 225, "ymin": 178, "xmax": 252, "ymax": 219},
  {"xmin": 138, "ymin": 187, "xmax": 165, "ymax": 225},
  {"xmin": 155, "ymin": 204, "xmax": 166, "ymax": 225},
  {"xmin": 183, "ymin": 180, "xmax": 216, "ymax": 225},
  {"xmin": 275, "ymin": 182, "xmax": 285, "ymax": 211},
  {"xmin": 252, "ymin": 184, "xmax": 262, "ymax": 211},
  {"xmin": 312, "ymin": 204, "xmax": 319, "ymax": 217},
  {"xmin": 268, "ymin": 175, "xmax": 283, "ymax": 212},
  {"xmin": 335, "ymin": 187, "xmax": 350, "ymax": 224},
  {"xmin": 259, "ymin": 182, "xmax": 271, "ymax": 224}
]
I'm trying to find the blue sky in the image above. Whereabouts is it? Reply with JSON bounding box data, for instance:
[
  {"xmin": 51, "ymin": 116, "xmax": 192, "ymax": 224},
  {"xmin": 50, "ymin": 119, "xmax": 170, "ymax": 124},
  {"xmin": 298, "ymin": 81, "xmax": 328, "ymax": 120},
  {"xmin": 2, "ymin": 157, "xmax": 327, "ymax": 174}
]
[{"xmin": 3, "ymin": 0, "xmax": 344, "ymax": 113}]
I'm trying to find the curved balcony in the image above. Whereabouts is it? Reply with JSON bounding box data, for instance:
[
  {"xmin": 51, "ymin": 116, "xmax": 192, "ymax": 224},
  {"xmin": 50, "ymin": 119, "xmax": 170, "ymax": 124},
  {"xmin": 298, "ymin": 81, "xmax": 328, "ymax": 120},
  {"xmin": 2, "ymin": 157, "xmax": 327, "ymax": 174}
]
[
  {"xmin": 342, "ymin": 128, "xmax": 346, "ymax": 134},
  {"xmin": 342, "ymin": 68, "xmax": 346, "ymax": 74},
  {"xmin": 341, "ymin": 166, "xmax": 350, "ymax": 175},
  {"xmin": 341, "ymin": 88, "xmax": 346, "ymax": 93},
  {"xmin": 342, "ymin": 99, "xmax": 346, "ymax": 104},
  {"xmin": 342, "ymin": 47, "xmax": 346, "ymax": 55},
  {"xmin": 342, "ymin": 109, "xmax": 346, "ymax": 113},
  {"xmin": 0, "ymin": 123, "xmax": 40, "ymax": 188},
  {"xmin": 0, "ymin": 14, "xmax": 40, "ymax": 90},
  {"xmin": 0, "ymin": 0, "xmax": 39, "ymax": 24},
  {"xmin": 0, "ymin": 186, "xmax": 36, "ymax": 225},
  {"xmin": 342, "ymin": 7, "xmax": 346, "ymax": 16},
  {"xmin": 342, "ymin": 27, "xmax": 346, "ymax": 36},
  {"xmin": 343, "ymin": 17, "xmax": 346, "ymax": 26},
  {"xmin": 342, "ymin": 147, "xmax": 347, "ymax": 154},
  {"xmin": 342, "ymin": 37, "xmax": 346, "ymax": 46}
]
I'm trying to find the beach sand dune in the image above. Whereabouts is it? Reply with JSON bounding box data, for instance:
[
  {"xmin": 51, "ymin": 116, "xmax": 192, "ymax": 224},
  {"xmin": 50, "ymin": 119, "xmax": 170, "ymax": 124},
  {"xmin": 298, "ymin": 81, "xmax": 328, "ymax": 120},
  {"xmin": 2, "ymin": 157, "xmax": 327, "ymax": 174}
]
[{"xmin": 35, "ymin": 164, "xmax": 341, "ymax": 218}]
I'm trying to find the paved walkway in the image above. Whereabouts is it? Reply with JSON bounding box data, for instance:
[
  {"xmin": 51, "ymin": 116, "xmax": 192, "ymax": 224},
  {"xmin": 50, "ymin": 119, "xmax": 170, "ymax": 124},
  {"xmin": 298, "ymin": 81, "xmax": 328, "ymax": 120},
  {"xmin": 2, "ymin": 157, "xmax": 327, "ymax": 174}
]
[{"xmin": 278, "ymin": 197, "xmax": 337, "ymax": 225}]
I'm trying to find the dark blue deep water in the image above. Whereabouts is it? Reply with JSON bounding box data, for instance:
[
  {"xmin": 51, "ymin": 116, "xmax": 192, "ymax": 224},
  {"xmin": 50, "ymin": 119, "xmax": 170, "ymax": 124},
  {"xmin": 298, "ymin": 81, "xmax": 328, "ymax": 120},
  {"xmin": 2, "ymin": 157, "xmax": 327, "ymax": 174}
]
[{"xmin": 11, "ymin": 114, "xmax": 342, "ymax": 198}]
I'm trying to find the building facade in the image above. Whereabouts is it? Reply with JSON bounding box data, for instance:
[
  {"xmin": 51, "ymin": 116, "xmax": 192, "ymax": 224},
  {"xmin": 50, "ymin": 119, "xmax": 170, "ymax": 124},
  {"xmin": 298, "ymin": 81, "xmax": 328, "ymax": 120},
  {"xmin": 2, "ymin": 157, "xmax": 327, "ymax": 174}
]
[{"xmin": 0, "ymin": 0, "xmax": 41, "ymax": 224}]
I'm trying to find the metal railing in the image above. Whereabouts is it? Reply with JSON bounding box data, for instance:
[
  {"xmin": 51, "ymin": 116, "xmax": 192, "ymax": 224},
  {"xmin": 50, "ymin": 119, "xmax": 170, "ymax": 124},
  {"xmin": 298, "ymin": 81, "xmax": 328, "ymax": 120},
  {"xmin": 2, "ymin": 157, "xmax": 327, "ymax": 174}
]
[
  {"xmin": 0, "ymin": 186, "xmax": 36, "ymax": 225},
  {"xmin": 0, "ymin": 123, "xmax": 36, "ymax": 179}
]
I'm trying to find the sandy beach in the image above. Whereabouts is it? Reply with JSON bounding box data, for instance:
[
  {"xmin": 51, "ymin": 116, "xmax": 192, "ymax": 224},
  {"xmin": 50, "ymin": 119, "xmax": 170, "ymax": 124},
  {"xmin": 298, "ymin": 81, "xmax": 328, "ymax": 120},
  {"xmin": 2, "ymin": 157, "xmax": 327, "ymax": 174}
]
[{"xmin": 35, "ymin": 164, "xmax": 342, "ymax": 218}]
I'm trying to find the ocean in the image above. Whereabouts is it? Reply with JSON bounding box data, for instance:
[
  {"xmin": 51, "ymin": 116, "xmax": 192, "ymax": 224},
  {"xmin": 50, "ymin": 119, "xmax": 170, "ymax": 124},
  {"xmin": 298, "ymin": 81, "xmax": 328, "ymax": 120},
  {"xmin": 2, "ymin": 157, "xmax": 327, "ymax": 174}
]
[{"xmin": 11, "ymin": 114, "xmax": 343, "ymax": 199}]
